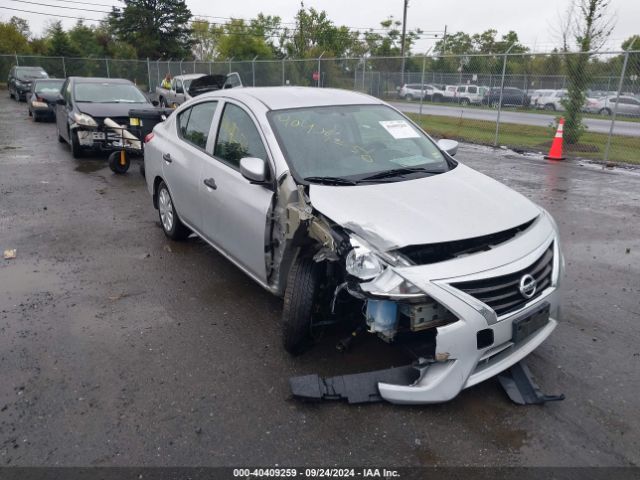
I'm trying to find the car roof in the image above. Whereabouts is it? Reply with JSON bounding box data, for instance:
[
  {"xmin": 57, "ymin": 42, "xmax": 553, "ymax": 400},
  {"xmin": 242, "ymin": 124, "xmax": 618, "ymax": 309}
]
[
  {"xmin": 69, "ymin": 77, "xmax": 135, "ymax": 84},
  {"xmin": 17, "ymin": 66, "xmax": 45, "ymax": 70},
  {"xmin": 203, "ymin": 87, "xmax": 380, "ymax": 110}
]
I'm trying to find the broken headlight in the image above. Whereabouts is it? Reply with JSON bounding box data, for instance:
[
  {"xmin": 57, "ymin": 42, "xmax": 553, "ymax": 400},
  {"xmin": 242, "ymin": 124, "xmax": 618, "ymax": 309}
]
[
  {"xmin": 71, "ymin": 112, "xmax": 98, "ymax": 127},
  {"xmin": 360, "ymin": 268, "xmax": 424, "ymax": 297},
  {"xmin": 346, "ymin": 244, "xmax": 384, "ymax": 280}
]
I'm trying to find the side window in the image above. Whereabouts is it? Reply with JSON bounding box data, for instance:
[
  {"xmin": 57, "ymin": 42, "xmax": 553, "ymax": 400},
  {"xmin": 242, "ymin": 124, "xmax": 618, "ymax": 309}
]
[
  {"xmin": 178, "ymin": 102, "xmax": 217, "ymax": 150},
  {"xmin": 457, "ymin": 86, "xmax": 465, "ymax": 92},
  {"xmin": 468, "ymin": 86, "xmax": 477, "ymax": 94},
  {"xmin": 214, "ymin": 103, "xmax": 267, "ymax": 169}
]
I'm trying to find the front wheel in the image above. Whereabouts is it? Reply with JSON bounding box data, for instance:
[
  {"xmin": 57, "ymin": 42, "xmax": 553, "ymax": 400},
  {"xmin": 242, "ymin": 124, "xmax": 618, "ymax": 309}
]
[
  {"xmin": 460, "ymin": 98, "xmax": 470, "ymax": 106},
  {"xmin": 599, "ymin": 108, "xmax": 611, "ymax": 116},
  {"xmin": 69, "ymin": 129, "xmax": 83, "ymax": 158},
  {"xmin": 282, "ymin": 256, "xmax": 330, "ymax": 355},
  {"xmin": 544, "ymin": 104, "xmax": 556, "ymax": 111},
  {"xmin": 405, "ymin": 94, "xmax": 414, "ymax": 101},
  {"xmin": 157, "ymin": 181, "xmax": 190, "ymax": 241}
]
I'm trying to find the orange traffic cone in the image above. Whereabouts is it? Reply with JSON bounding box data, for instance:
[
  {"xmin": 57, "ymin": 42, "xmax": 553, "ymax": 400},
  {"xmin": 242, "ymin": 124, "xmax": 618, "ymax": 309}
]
[{"xmin": 545, "ymin": 117, "xmax": 566, "ymax": 161}]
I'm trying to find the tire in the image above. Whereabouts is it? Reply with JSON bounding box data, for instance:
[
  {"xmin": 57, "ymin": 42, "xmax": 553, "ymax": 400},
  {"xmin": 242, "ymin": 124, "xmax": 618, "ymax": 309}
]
[
  {"xmin": 69, "ymin": 129, "xmax": 83, "ymax": 158},
  {"xmin": 57, "ymin": 124, "xmax": 65, "ymax": 143},
  {"xmin": 460, "ymin": 98, "xmax": 470, "ymax": 106},
  {"xmin": 33, "ymin": 112, "xmax": 40, "ymax": 122},
  {"xmin": 432, "ymin": 94, "xmax": 442, "ymax": 102},
  {"xmin": 599, "ymin": 108, "xmax": 611, "ymax": 116},
  {"xmin": 544, "ymin": 104, "xmax": 556, "ymax": 111},
  {"xmin": 108, "ymin": 150, "xmax": 130, "ymax": 174},
  {"xmin": 490, "ymin": 100, "xmax": 500, "ymax": 109},
  {"xmin": 405, "ymin": 94, "xmax": 414, "ymax": 101},
  {"xmin": 157, "ymin": 181, "xmax": 190, "ymax": 241},
  {"xmin": 28, "ymin": 108, "xmax": 32, "ymax": 117},
  {"xmin": 282, "ymin": 256, "xmax": 322, "ymax": 355},
  {"xmin": 139, "ymin": 162, "xmax": 146, "ymax": 178}
]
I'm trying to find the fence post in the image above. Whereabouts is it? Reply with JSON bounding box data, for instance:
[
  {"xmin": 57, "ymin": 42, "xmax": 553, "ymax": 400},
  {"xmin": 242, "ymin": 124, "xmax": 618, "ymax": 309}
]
[
  {"xmin": 179, "ymin": 58, "xmax": 183, "ymax": 74},
  {"xmin": 317, "ymin": 51, "xmax": 325, "ymax": 88},
  {"xmin": 361, "ymin": 56, "xmax": 366, "ymax": 91},
  {"xmin": 147, "ymin": 57, "xmax": 151, "ymax": 92},
  {"xmin": 61, "ymin": 56, "xmax": 66, "ymax": 78},
  {"xmin": 494, "ymin": 45, "xmax": 514, "ymax": 147},
  {"xmin": 228, "ymin": 57, "xmax": 233, "ymax": 73},
  {"xmin": 105, "ymin": 58, "xmax": 110, "ymax": 78},
  {"xmin": 603, "ymin": 49, "xmax": 631, "ymax": 163},
  {"xmin": 282, "ymin": 56, "xmax": 286, "ymax": 85},
  {"xmin": 156, "ymin": 59, "xmax": 160, "ymax": 86},
  {"xmin": 209, "ymin": 60, "xmax": 212, "ymax": 75},
  {"xmin": 193, "ymin": 59, "xmax": 196, "ymax": 73},
  {"xmin": 252, "ymin": 55, "xmax": 258, "ymax": 87},
  {"xmin": 15, "ymin": 52, "xmax": 19, "ymax": 66},
  {"xmin": 419, "ymin": 48, "xmax": 432, "ymax": 116}
]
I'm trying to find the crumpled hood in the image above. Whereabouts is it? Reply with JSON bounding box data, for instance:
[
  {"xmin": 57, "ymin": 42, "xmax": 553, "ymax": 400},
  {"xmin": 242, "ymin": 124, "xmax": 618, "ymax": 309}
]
[
  {"xmin": 78, "ymin": 102, "xmax": 151, "ymax": 119},
  {"xmin": 308, "ymin": 163, "xmax": 541, "ymax": 251}
]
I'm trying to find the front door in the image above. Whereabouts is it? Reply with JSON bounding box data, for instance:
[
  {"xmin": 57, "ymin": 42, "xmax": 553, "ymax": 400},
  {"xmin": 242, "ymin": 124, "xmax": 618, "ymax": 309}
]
[{"xmin": 199, "ymin": 101, "xmax": 274, "ymax": 282}]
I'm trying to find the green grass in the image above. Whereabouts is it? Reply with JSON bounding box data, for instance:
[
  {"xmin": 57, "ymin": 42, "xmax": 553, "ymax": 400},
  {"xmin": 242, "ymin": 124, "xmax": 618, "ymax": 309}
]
[{"xmin": 407, "ymin": 113, "xmax": 640, "ymax": 165}]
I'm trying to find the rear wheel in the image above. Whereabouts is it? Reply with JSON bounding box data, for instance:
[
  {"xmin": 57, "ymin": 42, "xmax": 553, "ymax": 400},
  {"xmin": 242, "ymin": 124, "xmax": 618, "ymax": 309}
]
[
  {"xmin": 544, "ymin": 104, "xmax": 556, "ymax": 111},
  {"xmin": 599, "ymin": 108, "xmax": 611, "ymax": 116},
  {"xmin": 157, "ymin": 181, "xmax": 190, "ymax": 241},
  {"xmin": 490, "ymin": 100, "xmax": 500, "ymax": 109},
  {"xmin": 405, "ymin": 93, "xmax": 414, "ymax": 101}
]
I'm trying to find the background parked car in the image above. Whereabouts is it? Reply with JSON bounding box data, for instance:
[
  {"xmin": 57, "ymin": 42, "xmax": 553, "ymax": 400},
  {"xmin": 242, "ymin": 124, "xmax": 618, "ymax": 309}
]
[
  {"xmin": 529, "ymin": 89, "xmax": 556, "ymax": 107},
  {"xmin": 56, "ymin": 77, "xmax": 153, "ymax": 158},
  {"xmin": 156, "ymin": 72, "xmax": 242, "ymax": 107},
  {"xmin": 455, "ymin": 85, "xmax": 489, "ymax": 105},
  {"xmin": 7, "ymin": 66, "xmax": 49, "ymax": 101},
  {"xmin": 27, "ymin": 78, "xmax": 64, "ymax": 121},
  {"xmin": 398, "ymin": 83, "xmax": 435, "ymax": 101},
  {"xmin": 586, "ymin": 95, "xmax": 640, "ymax": 117},
  {"xmin": 483, "ymin": 87, "xmax": 530, "ymax": 108},
  {"xmin": 535, "ymin": 89, "xmax": 568, "ymax": 111}
]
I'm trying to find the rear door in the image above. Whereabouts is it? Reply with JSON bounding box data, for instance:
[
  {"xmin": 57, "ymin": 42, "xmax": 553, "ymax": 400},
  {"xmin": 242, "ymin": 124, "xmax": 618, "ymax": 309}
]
[
  {"xmin": 162, "ymin": 101, "xmax": 219, "ymax": 229},
  {"xmin": 199, "ymin": 100, "xmax": 274, "ymax": 282}
]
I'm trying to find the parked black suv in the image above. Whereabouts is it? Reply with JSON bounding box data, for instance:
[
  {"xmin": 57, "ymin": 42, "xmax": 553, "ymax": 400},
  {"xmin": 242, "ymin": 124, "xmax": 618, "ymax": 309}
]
[
  {"xmin": 8, "ymin": 66, "xmax": 49, "ymax": 101},
  {"xmin": 482, "ymin": 87, "xmax": 530, "ymax": 108},
  {"xmin": 56, "ymin": 77, "xmax": 152, "ymax": 158}
]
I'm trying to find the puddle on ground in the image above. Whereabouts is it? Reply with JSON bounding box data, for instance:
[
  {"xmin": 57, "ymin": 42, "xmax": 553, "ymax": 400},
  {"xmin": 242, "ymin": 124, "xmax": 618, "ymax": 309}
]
[{"xmin": 75, "ymin": 161, "xmax": 107, "ymax": 173}]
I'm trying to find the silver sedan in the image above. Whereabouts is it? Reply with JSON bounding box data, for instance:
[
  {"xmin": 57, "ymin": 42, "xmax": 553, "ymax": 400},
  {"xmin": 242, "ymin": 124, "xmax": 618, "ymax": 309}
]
[{"xmin": 144, "ymin": 87, "xmax": 564, "ymax": 404}]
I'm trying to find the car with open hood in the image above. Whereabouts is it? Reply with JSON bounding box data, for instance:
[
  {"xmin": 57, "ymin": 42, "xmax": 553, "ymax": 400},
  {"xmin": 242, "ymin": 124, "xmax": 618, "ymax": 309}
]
[
  {"xmin": 55, "ymin": 77, "xmax": 152, "ymax": 158},
  {"xmin": 155, "ymin": 73, "xmax": 242, "ymax": 108},
  {"xmin": 143, "ymin": 87, "xmax": 564, "ymax": 404}
]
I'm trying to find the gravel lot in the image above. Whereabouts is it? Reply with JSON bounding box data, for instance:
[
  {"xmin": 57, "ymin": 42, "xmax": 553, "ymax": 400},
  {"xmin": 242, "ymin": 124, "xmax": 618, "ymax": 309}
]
[{"xmin": 0, "ymin": 93, "xmax": 639, "ymax": 467}]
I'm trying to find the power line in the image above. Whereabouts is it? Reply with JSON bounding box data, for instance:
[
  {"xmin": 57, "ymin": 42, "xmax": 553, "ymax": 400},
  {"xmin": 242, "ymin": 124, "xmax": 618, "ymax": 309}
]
[
  {"xmin": 0, "ymin": 5, "xmax": 106, "ymax": 22},
  {"xmin": 7, "ymin": 0, "xmax": 114, "ymax": 14}
]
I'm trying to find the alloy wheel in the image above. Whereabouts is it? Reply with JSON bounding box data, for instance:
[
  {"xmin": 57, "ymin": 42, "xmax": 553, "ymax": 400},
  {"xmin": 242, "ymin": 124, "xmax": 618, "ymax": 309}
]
[{"xmin": 158, "ymin": 188, "xmax": 174, "ymax": 232}]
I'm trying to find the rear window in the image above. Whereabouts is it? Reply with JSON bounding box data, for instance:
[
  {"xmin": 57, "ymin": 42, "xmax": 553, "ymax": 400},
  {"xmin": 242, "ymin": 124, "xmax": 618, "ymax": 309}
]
[
  {"xmin": 34, "ymin": 80, "xmax": 64, "ymax": 94},
  {"xmin": 16, "ymin": 68, "xmax": 48, "ymax": 80}
]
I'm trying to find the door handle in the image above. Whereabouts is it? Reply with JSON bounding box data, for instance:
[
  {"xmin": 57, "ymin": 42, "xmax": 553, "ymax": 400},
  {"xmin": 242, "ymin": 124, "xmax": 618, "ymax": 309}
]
[
  {"xmin": 203, "ymin": 178, "xmax": 217, "ymax": 190},
  {"xmin": 162, "ymin": 153, "xmax": 172, "ymax": 163}
]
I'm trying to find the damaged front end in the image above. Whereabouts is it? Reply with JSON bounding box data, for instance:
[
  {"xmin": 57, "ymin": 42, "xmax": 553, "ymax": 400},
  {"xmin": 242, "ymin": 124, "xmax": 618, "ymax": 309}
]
[{"xmin": 272, "ymin": 183, "xmax": 563, "ymax": 404}]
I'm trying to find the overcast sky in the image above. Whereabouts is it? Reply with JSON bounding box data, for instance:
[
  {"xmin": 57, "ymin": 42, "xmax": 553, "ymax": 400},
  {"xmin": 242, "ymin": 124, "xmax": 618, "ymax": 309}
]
[{"xmin": 2, "ymin": 0, "xmax": 638, "ymax": 53}]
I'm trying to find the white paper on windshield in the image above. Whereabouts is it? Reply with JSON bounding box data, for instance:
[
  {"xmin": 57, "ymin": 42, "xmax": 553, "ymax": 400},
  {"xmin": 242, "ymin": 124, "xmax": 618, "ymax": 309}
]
[{"xmin": 379, "ymin": 120, "xmax": 420, "ymax": 139}]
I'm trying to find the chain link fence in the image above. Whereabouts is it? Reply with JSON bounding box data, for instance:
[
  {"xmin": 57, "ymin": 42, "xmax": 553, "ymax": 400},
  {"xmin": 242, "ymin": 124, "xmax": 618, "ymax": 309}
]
[{"xmin": 2, "ymin": 51, "xmax": 639, "ymax": 164}]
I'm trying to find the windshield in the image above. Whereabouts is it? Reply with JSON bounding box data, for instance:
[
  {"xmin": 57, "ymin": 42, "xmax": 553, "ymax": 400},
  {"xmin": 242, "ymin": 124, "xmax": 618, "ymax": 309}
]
[
  {"xmin": 74, "ymin": 82, "xmax": 149, "ymax": 103},
  {"xmin": 268, "ymin": 105, "xmax": 451, "ymax": 184},
  {"xmin": 35, "ymin": 80, "xmax": 64, "ymax": 94},
  {"xmin": 17, "ymin": 68, "xmax": 48, "ymax": 80}
]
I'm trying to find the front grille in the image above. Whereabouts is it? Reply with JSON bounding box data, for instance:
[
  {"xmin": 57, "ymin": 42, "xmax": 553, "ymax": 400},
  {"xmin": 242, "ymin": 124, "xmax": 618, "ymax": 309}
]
[{"xmin": 451, "ymin": 243, "xmax": 554, "ymax": 317}]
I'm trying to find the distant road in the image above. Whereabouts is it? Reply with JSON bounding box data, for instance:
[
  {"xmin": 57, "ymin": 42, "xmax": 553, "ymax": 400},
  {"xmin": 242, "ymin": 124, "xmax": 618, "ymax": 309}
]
[{"xmin": 391, "ymin": 102, "xmax": 640, "ymax": 137}]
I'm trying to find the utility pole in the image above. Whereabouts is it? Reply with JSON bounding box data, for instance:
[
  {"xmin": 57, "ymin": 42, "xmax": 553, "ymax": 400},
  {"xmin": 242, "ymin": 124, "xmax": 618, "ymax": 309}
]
[{"xmin": 400, "ymin": 0, "xmax": 409, "ymax": 85}]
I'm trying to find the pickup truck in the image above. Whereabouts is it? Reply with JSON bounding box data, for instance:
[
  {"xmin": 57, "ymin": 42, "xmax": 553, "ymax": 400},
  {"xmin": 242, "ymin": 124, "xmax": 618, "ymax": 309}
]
[{"xmin": 155, "ymin": 72, "xmax": 242, "ymax": 108}]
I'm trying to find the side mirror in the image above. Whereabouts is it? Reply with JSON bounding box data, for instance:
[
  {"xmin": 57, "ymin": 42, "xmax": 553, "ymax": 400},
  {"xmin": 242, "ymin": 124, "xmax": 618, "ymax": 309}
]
[
  {"xmin": 437, "ymin": 139, "xmax": 459, "ymax": 157},
  {"xmin": 240, "ymin": 157, "xmax": 267, "ymax": 183},
  {"xmin": 56, "ymin": 98, "xmax": 66, "ymax": 106}
]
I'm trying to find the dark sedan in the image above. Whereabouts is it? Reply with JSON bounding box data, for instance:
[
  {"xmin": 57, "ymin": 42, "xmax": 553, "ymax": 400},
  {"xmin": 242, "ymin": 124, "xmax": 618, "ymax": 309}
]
[
  {"xmin": 8, "ymin": 66, "xmax": 49, "ymax": 101},
  {"xmin": 28, "ymin": 79, "xmax": 64, "ymax": 122},
  {"xmin": 55, "ymin": 77, "xmax": 152, "ymax": 158},
  {"xmin": 482, "ymin": 87, "xmax": 530, "ymax": 108}
]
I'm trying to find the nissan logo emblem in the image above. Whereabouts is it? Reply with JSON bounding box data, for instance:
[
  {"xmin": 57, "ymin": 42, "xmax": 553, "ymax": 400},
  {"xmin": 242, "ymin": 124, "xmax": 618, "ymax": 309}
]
[{"xmin": 519, "ymin": 274, "xmax": 537, "ymax": 299}]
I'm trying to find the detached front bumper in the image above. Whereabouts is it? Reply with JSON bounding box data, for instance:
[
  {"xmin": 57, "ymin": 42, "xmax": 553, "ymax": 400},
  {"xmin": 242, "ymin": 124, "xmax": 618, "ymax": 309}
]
[
  {"xmin": 369, "ymin": 215, "xmax": 562, "ymax": 404},
  {"xmin": 74, "ymin": 128, "xmax": 128, "ymax": 152}
]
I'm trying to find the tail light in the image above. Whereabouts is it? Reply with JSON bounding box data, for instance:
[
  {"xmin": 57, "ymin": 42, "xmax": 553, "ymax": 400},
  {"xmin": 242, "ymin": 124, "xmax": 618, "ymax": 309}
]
[{"xmin": 144, "ymin": 133, "xmax": 154, "ymax": 143}]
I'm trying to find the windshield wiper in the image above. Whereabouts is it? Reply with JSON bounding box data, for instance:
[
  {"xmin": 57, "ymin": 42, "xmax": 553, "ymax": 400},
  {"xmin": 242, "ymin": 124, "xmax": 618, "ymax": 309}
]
[
  {"xmin": 357, "ymin": 167, "xmax": 440, "ymax": 182},
  {"xmin": 303, "ymin": 176, "xmax": 357, "ymax": 186}
]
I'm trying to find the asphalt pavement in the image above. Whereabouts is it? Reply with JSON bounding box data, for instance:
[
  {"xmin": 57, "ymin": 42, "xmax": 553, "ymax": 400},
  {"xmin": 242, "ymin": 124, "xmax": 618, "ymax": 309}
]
[
  {"xmin": 1, "ymin": 94, "xmax": 639, "ymax": 466},
  {"xmin": 391, "ymin": 101, "xmax": 640, "ymax": 137}
]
